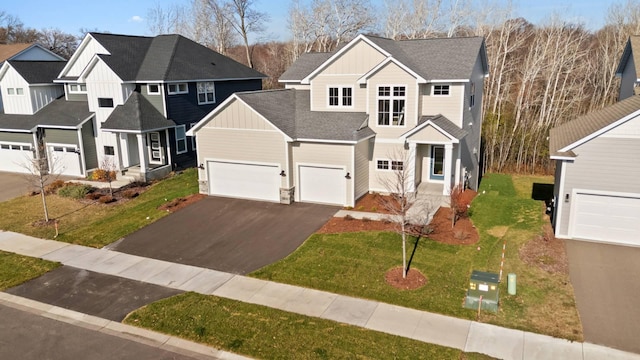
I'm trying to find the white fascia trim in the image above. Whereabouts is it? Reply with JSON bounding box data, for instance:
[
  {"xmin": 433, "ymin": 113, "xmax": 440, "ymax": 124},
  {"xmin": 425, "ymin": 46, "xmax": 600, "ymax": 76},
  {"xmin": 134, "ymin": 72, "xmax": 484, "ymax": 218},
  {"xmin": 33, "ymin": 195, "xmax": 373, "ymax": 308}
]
[
  {"xmin": 301, "ymin": 34, "xmax": 391, "ymax": 84},
  {"xmin": 58, "ymin": 34, "xmax": 108, "ymax": 78},
  {"xmin": 102, "ymin": 126, "xmax": 173, "ymax": 134},
  {"xmin": 559, "ymin": 110, "xmax": 640, "ymax": 152},
  {"xmin": 161, "ymin": 77, "xmax": 266, "ymax": 83},
  {"xmin": 400, "ymin": 120, "xmax": 459, "ymax": 142},
  {"xmin": 187, "ymin": 94, "xmax": 238, "ymax": 135},
  {"xmin": 296, "ymin": 138, "xmax": 357, "ymax": 144},
  {"xmin": 77, "ymin": 55, "xmax": 101, "ymax": 83},
  {"xmin": 374, "ymin": 138, "xmax": 405, "ymax": 144},
  {"xmin": 430, "ymin": 79, "xmax": 469, "ymax": 83},
  {"xmin": 0, "ymin": 128, "xmax": 31, "ymax": 133},
  {"xmin": 357, "ymin": 57, "xmax": 426, "ymax": 85},
  {"xmin": 550, "ymin": 155, "xmax": 576, "ymax": 161},
  {"xmin": 278, "ymin": 80, "xmax": 301, "ymax": 83},
  {"xmin": 0, "ymin": 61, "xmax": 11, "ymax": 81}
]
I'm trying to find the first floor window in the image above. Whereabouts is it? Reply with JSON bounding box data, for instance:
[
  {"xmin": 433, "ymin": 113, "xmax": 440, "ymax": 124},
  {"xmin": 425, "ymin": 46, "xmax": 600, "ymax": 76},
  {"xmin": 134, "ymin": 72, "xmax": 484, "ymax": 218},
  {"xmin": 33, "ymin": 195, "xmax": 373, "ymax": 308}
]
[
  {"xmin": 98, "ymin": 98, "xmax": 114, "ymax": 108},
  {"xmin": 391, "ymin": 161, "xmax": 404, "ymax": 171},
  {"xmin": 377, "ymin": 159, "xmax": 403, "ymax": 171},
  {"xmin": 104, "ymin": 146, "xmax": 115, "ymax": 156},
  {"xmin": 176, "ymin": 125, "xmax": 187, "ymax": 154},
  {"xmin": 377, "ymin": 86, "xmax": 405, "ymax": 126},
  {"xmin": 197, "ymin": 82, "xmax": 215, "ymax": 104},
  {"xmin": 377, "ymin": 160, "xmax": 389, "ymax": 170}
]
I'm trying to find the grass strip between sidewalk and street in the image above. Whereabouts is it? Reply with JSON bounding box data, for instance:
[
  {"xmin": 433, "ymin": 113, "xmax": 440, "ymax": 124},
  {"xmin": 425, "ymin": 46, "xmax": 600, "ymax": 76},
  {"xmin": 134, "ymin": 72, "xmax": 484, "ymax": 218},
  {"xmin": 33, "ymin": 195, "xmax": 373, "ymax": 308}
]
[
  {"xmin": 0, "ymin": 251, "xmax": 59, "ymax": 290},
  {"xmin": 125, "ymin": 292, "xmax": 494, "ymax": 360}
]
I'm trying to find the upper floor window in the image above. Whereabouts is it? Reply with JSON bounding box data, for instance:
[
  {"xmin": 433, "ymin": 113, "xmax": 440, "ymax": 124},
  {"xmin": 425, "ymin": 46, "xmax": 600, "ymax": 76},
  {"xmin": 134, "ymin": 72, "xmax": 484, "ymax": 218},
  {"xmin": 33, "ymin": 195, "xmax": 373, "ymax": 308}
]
[
  {"xmin": 377, "ymin": 85, "xmax": 405, "ymax": 126},
  {"xmin": 469, "ymin": 82, "xmax": 475, "ymax": 108},
  {"xmin": 6, "ymin": 88, "xmax": 24, "ymax": 95},
  {"xmin": 147, "ymin": 84, "xmax": 160, "ymax": 95},
  {"xmin": 197, "ymin": 82, "xmax": 215, "ymax": 104},
  {"xmin": 433, "ymin": 84, "xmax": 450, "ymax": 96},
  {"xmin": 68, "ymin": 84, "xmax": 87, "ymax": 93},
  {"xmin": 328, "ymin": 86, "xmax": 353, "ymax": 107},
  {"xmin": 98, "ymin": 98, "xmax": 114, "ymax": 108},
  {"xmin": 168, "ymin": 83, "xmax": 188, "ymax": 95}
]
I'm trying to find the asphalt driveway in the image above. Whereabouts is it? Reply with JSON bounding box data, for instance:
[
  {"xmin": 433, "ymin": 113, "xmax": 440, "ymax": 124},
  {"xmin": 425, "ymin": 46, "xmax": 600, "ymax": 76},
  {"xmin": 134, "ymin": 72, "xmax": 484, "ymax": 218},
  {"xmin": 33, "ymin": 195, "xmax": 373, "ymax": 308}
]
[
  {"xmin": 565, "ymin": 239, "xmax": 640, "ymax": 354},
  {"xmin": 111, "ymin": 197, "xmax": 339, "ymax": 274}
]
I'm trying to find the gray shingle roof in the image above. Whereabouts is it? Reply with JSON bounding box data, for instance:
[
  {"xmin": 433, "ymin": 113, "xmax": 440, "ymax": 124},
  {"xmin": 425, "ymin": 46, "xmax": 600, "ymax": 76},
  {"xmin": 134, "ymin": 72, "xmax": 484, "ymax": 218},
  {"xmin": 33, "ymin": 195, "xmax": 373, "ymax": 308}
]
[
  {"xmin": 279, "ymin": 52, "xmax": 332, "ymax": 81},
  {"xmin": 8, "ymin": 60, "xmax": 67, "ymax": 84},
  {"xmin": 236, "ymin": 89, "xmax": 374, "ymax": 142},
  {"xmin": 0, "ymin": 98, "xmax": 91, "ymax": 131},
  {"xmin": 102, "ymin": 92, "xmax": 175, "ymax": 132},
  {"xmin": 89, "ymin": 33, "xmax": 266, "ymax": 82},
  {"xmin": 281, "ymin": 35, "xmax": 487, "ymax": 82},
  {"xmin": 549, "ymin": 95, "xmax": 640, "ymax": 157},
  {"xmin": 408, "ymin": 114, "xmax": 467, "ymax": 140}
]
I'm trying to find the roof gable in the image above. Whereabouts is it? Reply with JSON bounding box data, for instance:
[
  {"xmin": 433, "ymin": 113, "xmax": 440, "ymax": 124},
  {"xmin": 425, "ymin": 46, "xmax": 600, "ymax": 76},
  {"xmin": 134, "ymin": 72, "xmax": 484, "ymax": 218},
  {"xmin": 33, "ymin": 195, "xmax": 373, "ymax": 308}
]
[
  {"xmin": 616, "ymin": 36, "xmax": 640, "ymax": 78},
  {"xmin": 401, "ymin": 115, "xmax": 467, "ymax": 142}
]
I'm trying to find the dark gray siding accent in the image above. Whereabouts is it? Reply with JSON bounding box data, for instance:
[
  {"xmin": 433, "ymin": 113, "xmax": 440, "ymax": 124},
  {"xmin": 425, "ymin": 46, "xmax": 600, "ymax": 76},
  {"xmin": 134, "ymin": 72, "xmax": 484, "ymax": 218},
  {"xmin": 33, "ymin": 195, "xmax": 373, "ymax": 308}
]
[
  {"xmin": 44, "ymin": 128, "xmax": 79, "ymax": 145},
  {"xmin": 67, "ymin": 93, "xmax": 88, "ymax": 102},
  {"xmin": 557, "ymin": 136, "xmax": 640, "ymax": 236},
  {"xmin": 139, "ymin": 84, "xmax": 164, "ymax": 115},
  {"xmin": 0, "ymin": 132, "xmax": 34, "ymax": 144},
  {"xmin": 82, "ymin": 120, "xmax": 98, "ymax": 169}
]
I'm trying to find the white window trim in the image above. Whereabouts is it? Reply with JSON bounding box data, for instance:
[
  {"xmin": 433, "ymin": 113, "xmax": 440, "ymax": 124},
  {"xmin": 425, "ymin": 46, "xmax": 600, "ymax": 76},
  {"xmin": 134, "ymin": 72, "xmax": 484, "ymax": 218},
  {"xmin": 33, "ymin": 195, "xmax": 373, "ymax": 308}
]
[
  {"xmin": 97, "ymin": 98, "xmax": 114, "ymax": 108},
  {"xmin": 376, "ymin": 158, "xmax": 404, "ymax": 171},
  {"xmin": 376, "ymin": 85, "xmax": 407, "ymax": 127},
  {"xmin": 327, "ymin": 85, "xmax": 354, "ymax": 108},
  {"xmin": 189, "ymin": 122, "xmax": 197, "ymax": 150},
  {"xmin": 168, "ymin": 83, "xmax": 188, "ymax": 95},
  {"xmin": 68, "ymin": 83, "xmax": 87, "ymax": 94},
  {"xmin": 6, "ymin": 87, "xmax": 24, "ymax": 96},
  {"xmin": 175, "ymin": 125, "xmax": 187, "ymax": 154},
  {"xmin": 432, "ymin": 84, "xmax": 451, "ymax": 96},
  {"xmin": 197, "ymin": 82, "xmax": 216, "ymax": 105},
  {"xmin": 147, "ymin": 84, "xmax": 161, "ymax": 95}
]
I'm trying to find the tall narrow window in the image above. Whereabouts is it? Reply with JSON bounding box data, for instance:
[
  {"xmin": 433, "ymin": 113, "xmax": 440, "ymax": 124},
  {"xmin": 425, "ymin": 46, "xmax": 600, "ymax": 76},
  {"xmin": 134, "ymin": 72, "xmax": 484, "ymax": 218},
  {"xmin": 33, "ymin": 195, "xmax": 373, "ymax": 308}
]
[
  {"xmin": 175, "ymin": 125, "xmax": 187, "ymax": 154},
  {"xmin": 190, "ymin": 122, "xmax": 197, "ymax": 150},
  {"xmin": 329, "ymin": 87, "xmax": 339, "ymax": 106},
  {"xmin": 377, "ymin": 86, "xmax": 405, "ymax": 126},
  {"xmin": 469, "ymin": 82, "xmax": 475, "ymax": 108},
  {"xmin": 197, "ymin": 82, "xmax": 215, "ymax": 104},
  {"xmin": 342, "ymin": 87, "xmax": 352, "ymax": 106}
]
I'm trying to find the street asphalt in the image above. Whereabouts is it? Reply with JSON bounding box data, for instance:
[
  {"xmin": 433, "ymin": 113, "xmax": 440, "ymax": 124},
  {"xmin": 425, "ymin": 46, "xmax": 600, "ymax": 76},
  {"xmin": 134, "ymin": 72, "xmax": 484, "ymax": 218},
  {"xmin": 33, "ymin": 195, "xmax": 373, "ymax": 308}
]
[
  {"xmin": 565, "ymin": 239, "xmax": 640, "ymax": 354},
  {"xmin": 111, "ymin": 196, "xmax": 339, "ymax": 274}
]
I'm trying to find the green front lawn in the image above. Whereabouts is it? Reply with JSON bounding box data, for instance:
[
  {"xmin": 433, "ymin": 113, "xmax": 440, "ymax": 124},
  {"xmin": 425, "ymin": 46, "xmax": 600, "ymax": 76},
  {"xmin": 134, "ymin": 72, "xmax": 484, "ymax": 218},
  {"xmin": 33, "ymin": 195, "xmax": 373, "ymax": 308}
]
[
  {"xmin": 125, "ymin": 292, "xmax": 494, "ymax": 360},
  {"xmin": 0, "ymin": 168, "xmax": 198, "ymax": 248},
  {"xmin": 0, "ymin": 251, "xmax": 59, "ymax": 290},
  {"xmin": 252, "ymin": 173, "xmax": 583, "ymax": 340}
]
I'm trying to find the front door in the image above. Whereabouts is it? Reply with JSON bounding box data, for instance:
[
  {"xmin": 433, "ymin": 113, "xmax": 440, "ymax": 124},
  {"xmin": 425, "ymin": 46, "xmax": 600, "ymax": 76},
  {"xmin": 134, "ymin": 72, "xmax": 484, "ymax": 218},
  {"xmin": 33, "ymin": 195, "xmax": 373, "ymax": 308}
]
[
  {"xmin": 430, "ymin": 145, "xmax": 444, "ymax": 180},
  {"xmin": 148, "ymin": 132, "xmax": 164, "ymax": 165}
]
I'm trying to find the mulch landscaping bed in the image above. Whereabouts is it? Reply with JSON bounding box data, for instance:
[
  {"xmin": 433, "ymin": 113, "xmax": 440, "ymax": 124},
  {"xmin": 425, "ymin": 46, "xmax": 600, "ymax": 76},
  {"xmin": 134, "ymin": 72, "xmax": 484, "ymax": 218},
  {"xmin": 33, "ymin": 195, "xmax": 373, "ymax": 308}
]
[
  {"xmin": 385, "ymin": 267, "xmax": 428, "ymax": 290},
  {"xmin": 157, "ymin": 193, "xmax": 206, "ymax": 212}
]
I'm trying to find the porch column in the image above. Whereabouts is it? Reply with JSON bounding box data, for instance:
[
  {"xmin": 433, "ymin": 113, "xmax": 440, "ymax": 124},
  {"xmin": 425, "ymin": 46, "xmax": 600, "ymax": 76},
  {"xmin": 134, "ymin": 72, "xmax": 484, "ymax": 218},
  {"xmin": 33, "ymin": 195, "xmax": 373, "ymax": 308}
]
[
  {"xmin": 454, "ymin": 144, "xmax": 461, "ymax": 187},
  {"xmin": 443, "ymin": 143, "xmax": 453, "ymax": 195},
  {"xmin": 407, "ymin": 142, "xmax": 417, "ymax": 193},
  {"xmin": 137, "ymin": 133, "xmax": 147, "ymax": 174},
  {"xmin": 114, "ymin": 133, "xmax": 124, "ymax": 172}
]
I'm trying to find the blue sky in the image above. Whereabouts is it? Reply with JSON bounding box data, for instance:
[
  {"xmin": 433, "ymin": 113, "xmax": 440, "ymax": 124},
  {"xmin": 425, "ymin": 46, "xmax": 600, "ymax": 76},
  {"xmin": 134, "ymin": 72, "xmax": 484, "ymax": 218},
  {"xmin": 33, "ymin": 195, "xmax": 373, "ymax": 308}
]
[{"xmin": 2, "ymin": 0, "xmax": 614, "ymax": 41}]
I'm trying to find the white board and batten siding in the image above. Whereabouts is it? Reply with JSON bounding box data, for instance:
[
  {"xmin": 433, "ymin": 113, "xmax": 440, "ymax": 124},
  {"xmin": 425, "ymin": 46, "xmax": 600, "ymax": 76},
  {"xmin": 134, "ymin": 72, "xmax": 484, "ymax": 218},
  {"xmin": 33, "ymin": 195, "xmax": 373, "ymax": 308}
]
[
  {"xmin": 293, "ymin": 142, "xmax": 353, "ymax": 206},
  {"xmin": 63, "ymin": 37, "xmax": 108, "ymax": 78},
  {"xmin": 0, "ymin": 67, "xmax": 32, "ymax": 114}
]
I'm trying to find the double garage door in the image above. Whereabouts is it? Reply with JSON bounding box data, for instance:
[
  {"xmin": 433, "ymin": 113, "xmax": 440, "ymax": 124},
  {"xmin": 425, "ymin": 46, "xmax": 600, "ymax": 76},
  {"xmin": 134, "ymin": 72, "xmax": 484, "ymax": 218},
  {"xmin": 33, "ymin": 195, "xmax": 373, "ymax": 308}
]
[
  {"xmin": 571, "ymin": 191, "xmax": 640, "ymax": 247},
  {"xmin": 207, "ymin": 161, "xmax": 347, "ymax": 205}
]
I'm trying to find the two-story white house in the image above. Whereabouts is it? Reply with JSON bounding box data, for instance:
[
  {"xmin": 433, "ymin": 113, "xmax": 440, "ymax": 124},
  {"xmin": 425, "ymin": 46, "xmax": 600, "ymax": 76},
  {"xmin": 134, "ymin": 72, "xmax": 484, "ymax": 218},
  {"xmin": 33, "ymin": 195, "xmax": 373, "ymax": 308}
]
[
  {"xmin": 0, "ymin": 33, "xmax": 265, "ymax": 180},
  {"xmin": 189, "ymin": 34, "xmax": 488, "ymax": 206}
]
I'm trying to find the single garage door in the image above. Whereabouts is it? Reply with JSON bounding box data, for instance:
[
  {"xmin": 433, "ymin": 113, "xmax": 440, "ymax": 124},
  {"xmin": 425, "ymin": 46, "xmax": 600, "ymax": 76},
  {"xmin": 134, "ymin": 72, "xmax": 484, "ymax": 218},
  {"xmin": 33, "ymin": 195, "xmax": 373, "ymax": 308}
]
[
  {"xmin": 48, "ymin": 145, "xmax": 82, "ymax": 177},
  {"xmin": 571, "ymin": 192, "xmax": 640, "ymax": 246},
  {"xmin": 0, "ymin": 142, "xmax": 33, "ymax": 173},
  {"xmin": 299, "ymin": 165, "xmax": 346, "ymax": 205},
  {"xmin": 208, "ymin": 161, "xmax": 280, "ymax": 202}
]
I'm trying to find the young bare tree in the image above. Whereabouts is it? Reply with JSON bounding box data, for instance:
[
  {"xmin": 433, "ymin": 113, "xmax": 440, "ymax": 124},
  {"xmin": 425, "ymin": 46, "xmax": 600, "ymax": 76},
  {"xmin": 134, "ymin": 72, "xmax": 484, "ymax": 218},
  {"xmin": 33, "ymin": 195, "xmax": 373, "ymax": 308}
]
[
  {"xmin": 19, "ymin": 144, "xmax": 61, "ymax": 223},
  {"xmin": 97, "ymin": 157, "xmax": 118, "ymax": 198}
]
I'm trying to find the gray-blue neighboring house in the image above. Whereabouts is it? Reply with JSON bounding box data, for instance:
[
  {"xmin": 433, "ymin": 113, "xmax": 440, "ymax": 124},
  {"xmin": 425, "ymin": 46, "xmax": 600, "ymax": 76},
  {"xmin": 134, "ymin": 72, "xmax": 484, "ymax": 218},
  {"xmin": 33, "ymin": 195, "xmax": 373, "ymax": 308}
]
[{"xmin": 0, "ymin": 32, "xmax": 265, "ymax": 180}]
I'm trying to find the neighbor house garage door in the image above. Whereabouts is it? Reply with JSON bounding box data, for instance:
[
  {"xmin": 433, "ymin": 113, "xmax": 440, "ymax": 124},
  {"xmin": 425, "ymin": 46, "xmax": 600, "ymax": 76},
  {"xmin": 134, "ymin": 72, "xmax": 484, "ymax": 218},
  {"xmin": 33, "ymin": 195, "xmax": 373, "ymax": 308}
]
[
  {"xmin": 48, "ymin": 145, "xmax": 82, "ymax": 177},
  {"xmin": 571, "ymin": 191, "xmax": 640, "ymax": 246},
  {"xmin": 299, "ymin": 165, "xmax": 346, "ymax": 205},
  {"xmin": 207, "ymin": 161, "xmax": 280, "ymax": 202},
  {"xmin": 0, "ymin": 142, "xmax": 33, "ymax": 173}
]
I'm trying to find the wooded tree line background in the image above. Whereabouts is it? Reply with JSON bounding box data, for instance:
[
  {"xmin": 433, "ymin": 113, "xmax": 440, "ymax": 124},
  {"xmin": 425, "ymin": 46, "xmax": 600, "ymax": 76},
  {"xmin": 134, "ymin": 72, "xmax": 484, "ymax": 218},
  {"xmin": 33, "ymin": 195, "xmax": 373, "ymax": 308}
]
[{"xmin": 4, "ymin": 0, "xmax": 640, "ymax": 174}]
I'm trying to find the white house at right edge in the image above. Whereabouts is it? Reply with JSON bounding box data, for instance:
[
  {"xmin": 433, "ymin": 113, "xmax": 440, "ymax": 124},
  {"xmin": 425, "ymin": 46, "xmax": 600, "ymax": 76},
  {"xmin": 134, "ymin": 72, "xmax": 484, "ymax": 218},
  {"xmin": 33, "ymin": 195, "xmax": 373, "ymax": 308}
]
[
  {"xmin": 189, "ymin": 34, "xmax": 488, "ymax": 207},
  {"xmin": 549, "ymin": 36, "xmax": 640, "ymax": 247}
]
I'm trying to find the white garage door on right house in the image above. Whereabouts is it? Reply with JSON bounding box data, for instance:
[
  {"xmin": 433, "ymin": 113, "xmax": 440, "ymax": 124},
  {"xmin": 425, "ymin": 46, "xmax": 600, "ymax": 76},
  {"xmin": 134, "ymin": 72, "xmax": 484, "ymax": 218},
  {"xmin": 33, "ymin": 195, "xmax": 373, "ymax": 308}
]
[
  {"xmin": 570, "ymin": 190, "xmax": 640, "ymax": 246},
  {"xmin": 298, "ymin": 165, "xmax": 346, "ymax": 206},
  {"xmin": 207, "ymin": 160, "xmax": 281, "ymax": 202}
]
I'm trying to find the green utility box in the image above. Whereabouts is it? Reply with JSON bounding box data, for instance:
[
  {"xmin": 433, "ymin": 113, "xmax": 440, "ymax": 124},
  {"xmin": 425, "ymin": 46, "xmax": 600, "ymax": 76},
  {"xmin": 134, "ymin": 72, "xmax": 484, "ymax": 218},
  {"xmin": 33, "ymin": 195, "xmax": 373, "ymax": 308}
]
[{"xmin": 464, "ymin": 270, "xmax": 499, "ymax": 312}]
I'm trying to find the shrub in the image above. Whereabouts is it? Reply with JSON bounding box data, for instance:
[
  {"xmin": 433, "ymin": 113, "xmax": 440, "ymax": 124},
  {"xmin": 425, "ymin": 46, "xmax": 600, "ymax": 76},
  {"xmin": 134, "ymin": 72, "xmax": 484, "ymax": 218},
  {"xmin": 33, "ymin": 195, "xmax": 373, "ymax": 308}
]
[
  {"xmin": 370, "ymin": 206, "xmax": 378, "ymax": 212},
  {"xmin": 92, "ymin": 169, "xmax": 117, "ymax": 182},
  {"xmin": 45, "ymin": 180, "xmax": 66, "ymax": 194},
  {"xmin": 122, "ymin": 189, "xmax": 139, "ymax": 199},
  {"xmin": 98, "ymin": 195, "xmax": 115, "ymax": 204},
  {"xmin": 58, "ymin": 184, "xmax": 92, "ymax": 199}
]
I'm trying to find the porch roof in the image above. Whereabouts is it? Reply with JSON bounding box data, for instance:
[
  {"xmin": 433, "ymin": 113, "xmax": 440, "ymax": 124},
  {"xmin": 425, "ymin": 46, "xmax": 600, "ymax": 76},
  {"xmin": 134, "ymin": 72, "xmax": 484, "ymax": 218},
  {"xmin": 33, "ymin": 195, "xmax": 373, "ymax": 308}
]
[
  {"xmin": 401, "ymin": 115, "xmax": 467, "ymax": 142},
  {"xmin": 0, "ymin": 98, "xmax": 92, "ymax": 132},
  {"xmin": 102, "ymin": 92, "xmax": 175, "ymax": 133}
]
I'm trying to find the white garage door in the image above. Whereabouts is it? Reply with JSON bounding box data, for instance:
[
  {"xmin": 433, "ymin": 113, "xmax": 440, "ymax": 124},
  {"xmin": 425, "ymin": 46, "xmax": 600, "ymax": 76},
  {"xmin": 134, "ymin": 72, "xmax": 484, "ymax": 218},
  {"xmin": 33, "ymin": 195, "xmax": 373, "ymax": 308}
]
[
  {"xmin": 208, "ymin": 161, "xmax": 280, "ymax": 202},
  {"xmin": 0, "ymin": 143, "xmax": 33, "ymax": 173},
  {"xmin": 299, "ymin": 165, "xmax": 346, "ymax": 205},
  {"xmin": 571, "ymin": 192, "xmax": 640, "ymax": 246},
  {"xmin": 48, "ymin": 145, "xmax": 82, "ymax": 177}
]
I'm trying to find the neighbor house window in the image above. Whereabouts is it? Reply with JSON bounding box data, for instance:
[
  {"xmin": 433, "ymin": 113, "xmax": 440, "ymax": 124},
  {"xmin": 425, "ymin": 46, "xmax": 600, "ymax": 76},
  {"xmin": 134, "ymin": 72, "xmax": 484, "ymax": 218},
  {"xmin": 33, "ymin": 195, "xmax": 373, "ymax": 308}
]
[
  {"xmin": 197, "ymin": 82, "xmax": 215, "ymax": 104},
  {"xmin": 328, "ymin": 86, "xmax": 353, "ymax": 107},
  {"xmin": 6, "ymin": 88, "xmax": 23, "ymax": 95},
  {"xmin": 433, "ymin": 84, "xmax": 450, "ymax": 96},
  {"xmin": 175, "ymin": 125, "xmax": 187, "ymax": 154},
  {"xmin": 168, "ymin": 83, "xmax": 188, "ymax": 94},
  {"xmin": 68, "ymin": 84, "xmax": 87, "ymax": 93},
  {"xmin": 147, "ymin": 84, "xmax": 160, "ymax": 95},
  {"xmin": 377, "ymin": 86, "xmax": 405, "ymax": 126},
  {"xmin": 104, "ymin": 146, "xmax": 115, "ymax": 156},
  {"xmin": 98, "ymin": 98, "xmax": 114, "ymax": 108},
  {"xmin": 377, "ymin": 159, "xmax": 403, "ymax": 171}
]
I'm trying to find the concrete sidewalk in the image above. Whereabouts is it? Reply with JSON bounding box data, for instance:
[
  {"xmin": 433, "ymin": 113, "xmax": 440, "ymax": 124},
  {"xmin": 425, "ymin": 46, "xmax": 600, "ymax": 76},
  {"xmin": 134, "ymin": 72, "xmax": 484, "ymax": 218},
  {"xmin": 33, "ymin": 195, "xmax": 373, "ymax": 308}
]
[{"xmin": 0, "ymin": 231, "xmax": 638, "ymax": 360}]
